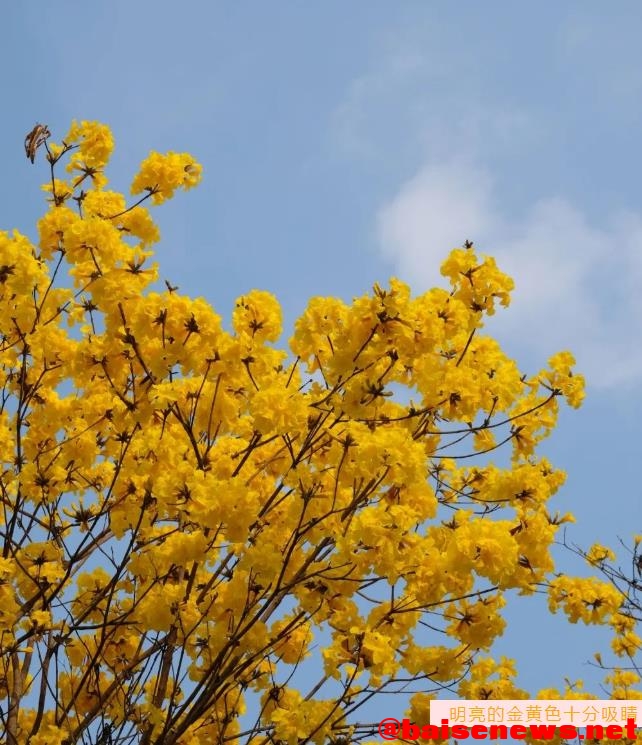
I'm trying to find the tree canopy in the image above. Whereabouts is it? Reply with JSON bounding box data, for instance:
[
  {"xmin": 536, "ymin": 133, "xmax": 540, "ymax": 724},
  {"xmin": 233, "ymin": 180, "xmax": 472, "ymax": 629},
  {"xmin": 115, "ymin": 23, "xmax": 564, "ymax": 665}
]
[{"xmin": 0, "ymin": 121, "xmax": 635, "ymax": 745}]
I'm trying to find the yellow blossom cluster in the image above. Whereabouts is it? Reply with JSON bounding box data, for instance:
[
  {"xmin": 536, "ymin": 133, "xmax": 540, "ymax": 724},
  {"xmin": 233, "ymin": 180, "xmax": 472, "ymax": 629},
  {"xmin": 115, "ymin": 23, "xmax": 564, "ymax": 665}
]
[
  {"xmin": 0, "ymin": 120, "xmax": 618, "ymax": 745},
  {"xmin": 573, "ymin": 538, "xmax": 642, "ymax": 718}
]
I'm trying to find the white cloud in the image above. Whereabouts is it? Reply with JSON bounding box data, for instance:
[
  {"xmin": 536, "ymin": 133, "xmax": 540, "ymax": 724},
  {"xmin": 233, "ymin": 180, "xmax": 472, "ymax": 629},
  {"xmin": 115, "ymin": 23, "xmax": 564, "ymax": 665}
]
[
  {"xmin": 330, "ymin": 32, "xmax": 642, "ymax": 390},
  {"xmin": 377, "ymin": 159, "xmax": 642, "ymax": 389},
  {"xmin": 378, "ymin": 159, "xmax": 495, "ymax": 287}
]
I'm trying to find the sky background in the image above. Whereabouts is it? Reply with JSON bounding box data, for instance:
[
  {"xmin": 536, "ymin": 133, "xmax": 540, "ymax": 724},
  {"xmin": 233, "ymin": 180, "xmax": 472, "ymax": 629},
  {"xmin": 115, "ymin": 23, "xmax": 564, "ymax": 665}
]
[{"xmin": 2, "ymin": 0, "xmax": 642, "ymax": 709}]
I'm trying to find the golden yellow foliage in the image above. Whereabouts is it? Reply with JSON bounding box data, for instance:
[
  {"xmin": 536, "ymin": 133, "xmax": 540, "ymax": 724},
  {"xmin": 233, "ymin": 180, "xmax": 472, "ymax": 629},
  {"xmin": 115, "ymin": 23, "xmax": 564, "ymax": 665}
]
[{"xmin": 0, "ymin": 121, "xmax": 617, "ymax": 745}]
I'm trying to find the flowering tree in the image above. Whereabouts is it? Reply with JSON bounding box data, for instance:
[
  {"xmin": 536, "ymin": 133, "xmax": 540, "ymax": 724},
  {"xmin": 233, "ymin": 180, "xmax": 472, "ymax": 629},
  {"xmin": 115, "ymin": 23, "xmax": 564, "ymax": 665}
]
[
  {"xmin": 550, "ymin": 535, "xmax": 642, "ymax": 705},
  {"xmin": 0, "ymin": 121, "xmax": 591, "ymax": 744}
]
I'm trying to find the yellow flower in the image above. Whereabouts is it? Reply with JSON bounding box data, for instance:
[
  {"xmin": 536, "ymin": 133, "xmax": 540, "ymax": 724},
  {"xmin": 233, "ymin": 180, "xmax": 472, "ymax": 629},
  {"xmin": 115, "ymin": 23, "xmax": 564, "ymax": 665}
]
[
  {"xmin": 585, "ymin": 542, "xmax": 616, "ymax": 565},
  {"xmin": 232, "ymin": 289, "xmax": 282, "ymax": 342},
  {"xmin": 271, "ymin": 617, "xmax": 312, "ymax": 664},
  {"xmin": 65, "ymin": 119, "xmax": 114, "ymax": 170},
  {"xmin": 548, "ymin": 576, "xmax": 622, "ymax": 624},
  {"xmin": 131, "ymin": 151, "xmax": 202, "ymax": 203}
]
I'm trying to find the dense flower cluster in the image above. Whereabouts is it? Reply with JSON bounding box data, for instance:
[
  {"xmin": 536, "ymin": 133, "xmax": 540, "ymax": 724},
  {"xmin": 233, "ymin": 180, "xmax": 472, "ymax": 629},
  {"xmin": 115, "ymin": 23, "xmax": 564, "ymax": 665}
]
[{"xmin": 0, "ymin": 121, "xmax": 628, "ymax": 745}]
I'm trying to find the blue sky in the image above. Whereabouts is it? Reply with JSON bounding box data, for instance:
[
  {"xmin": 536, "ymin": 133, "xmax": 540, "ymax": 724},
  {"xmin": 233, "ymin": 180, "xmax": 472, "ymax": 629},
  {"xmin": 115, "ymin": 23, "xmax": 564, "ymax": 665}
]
[{"xmin": 3, "ymin": 0, "xmax": 642, "ymax": 705}]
